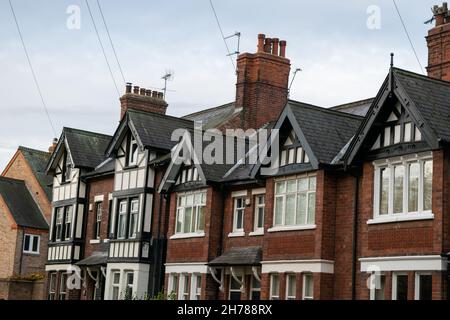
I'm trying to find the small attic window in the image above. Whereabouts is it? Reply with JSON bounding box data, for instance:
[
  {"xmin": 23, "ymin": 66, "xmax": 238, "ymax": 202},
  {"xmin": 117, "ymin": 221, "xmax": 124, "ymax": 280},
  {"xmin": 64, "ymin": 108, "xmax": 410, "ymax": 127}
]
[
  {"xmin": 126, "ymin": 134, "xmax": 139, "ymax": 166},
  {"xmin": 61, "ymin": 152, "xmax": 72, "ymax": 183}
]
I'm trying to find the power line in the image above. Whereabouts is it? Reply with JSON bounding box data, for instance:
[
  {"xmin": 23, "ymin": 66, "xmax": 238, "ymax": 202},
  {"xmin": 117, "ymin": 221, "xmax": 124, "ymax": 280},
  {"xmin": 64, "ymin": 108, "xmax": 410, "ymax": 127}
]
[
  {"xmin": 392, "ymin": 0, "xmax": 425, "ymax": 74},
  {"xmin": 8, "ymin": 0, "xmax": 57, "ymax": 137},
  {"xmin": 96, "ymin": 0, "xmax": 126, "ymax": 84},
  {"xmin": 85, "ymin": 0, "xmax": 121, "ymax": 97},
  {"xmin": 208, "ymin": 0, "xmax": 236, "ymax": 73}
]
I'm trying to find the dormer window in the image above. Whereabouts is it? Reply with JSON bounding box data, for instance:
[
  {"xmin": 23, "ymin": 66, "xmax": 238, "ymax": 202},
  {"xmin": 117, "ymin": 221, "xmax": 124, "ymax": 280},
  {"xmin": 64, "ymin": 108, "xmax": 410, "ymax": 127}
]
[
  {"xmin": 61, "ymin": 152, "xmax": 72, "ymax": 183},
  {"xmin": 279, "ymin": 130, "xmax": 309, "ymax": 167},
  {"xmin": 127, "ymin": 134, "xmax": 139, "ymax": 166}
]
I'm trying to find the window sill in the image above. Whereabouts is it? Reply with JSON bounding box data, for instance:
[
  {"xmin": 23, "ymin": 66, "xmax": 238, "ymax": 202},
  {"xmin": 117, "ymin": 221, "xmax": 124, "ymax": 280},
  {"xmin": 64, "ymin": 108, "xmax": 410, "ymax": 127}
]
[
  {"xmin": 170, "ymin": 232, "xmax": 205, "ymax": 240},
  {"xmin": 124, "ymin": 165, "xmax": 138, "ymax": 170},
  {"xmin": 103, "ymin": 239, "xmax": 110, "ymax": 243},
  {"xmin": 228, "ymin": 231, "xmax": 245, "ymax": 238},
  {"xmin": 249, "ymin": 230, "xmax": 264, "ymax": 237},
  {"xmin": 367, "ymin": 213, "xmax": 434, "ymax": 225},
  {"xmin": 268, "ymin": 225, "xmax": 317, "ymax": 233},
  {"xmin": 23, "ymin": 252, "xmax": 40, "ymax": 256},
  {"xmin": 89, "ymin": 239, "xmax": 101, "ymax": 244}
]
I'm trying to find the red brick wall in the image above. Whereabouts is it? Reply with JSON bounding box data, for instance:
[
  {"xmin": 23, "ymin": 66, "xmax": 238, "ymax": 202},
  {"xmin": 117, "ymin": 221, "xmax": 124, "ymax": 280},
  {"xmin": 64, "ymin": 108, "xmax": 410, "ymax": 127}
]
[
  {"xmin": 427, "ymin": 22, "xmax": 450, "ymax": 81},
  {"xmin": 13, "ymin": 228, "xmax": 48, "ymax": 276},
  {"xmin": 84, "ymin": 175, "xmax": 114, "ymax": 258}
]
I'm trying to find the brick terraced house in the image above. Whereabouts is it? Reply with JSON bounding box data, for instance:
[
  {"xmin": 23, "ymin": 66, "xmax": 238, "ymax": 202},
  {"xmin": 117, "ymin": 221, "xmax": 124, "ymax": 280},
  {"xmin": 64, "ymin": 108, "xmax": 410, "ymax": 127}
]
[{"xmin": 36, "ymin": 2, "xmax": 450, "ymax": 300}]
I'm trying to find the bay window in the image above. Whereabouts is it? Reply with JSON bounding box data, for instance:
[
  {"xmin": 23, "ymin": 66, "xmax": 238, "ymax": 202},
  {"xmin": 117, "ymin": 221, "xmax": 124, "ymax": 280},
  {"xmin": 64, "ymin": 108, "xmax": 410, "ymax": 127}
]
[
  {"xmin": 272, "ymin": 175, "xmax": 316, "ymax": 230},
  {"xmin": 175, "ymin": 191, "xmax": 206, "ymax": 235},
  {"xmin": 373, "ymin": 154, "xmax": 433, "ymax": 222},
  {"xmin": 116, "ymin": 198, "xmax": 139, "ymax": 240}
]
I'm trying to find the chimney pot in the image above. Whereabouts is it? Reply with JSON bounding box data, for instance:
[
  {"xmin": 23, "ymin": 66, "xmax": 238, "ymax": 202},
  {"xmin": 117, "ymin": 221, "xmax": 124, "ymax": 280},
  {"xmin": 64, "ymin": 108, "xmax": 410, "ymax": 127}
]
[
  {"xmin": 257, "ymin": 34, "xmax": 266, "ymax": 53},
  {"xmin": 264, "ymin": 38, "xmax": 272, "ymax": 53},
  {"xmin": 48, "ymin": 138, "xmax": 58, "ymax": 154},
  {"xmin": 272, "ymin": 38, "xmax": 280, "ymax": 56},
  {"xmin": 126, "ymin": 83, "xmax": 132, "ymax": 94},
  {"xmin": 279, "ymin": 40, "xmax": 287, "ymax": 57},
  {"xmin": 140, "ymin": 88, "xmax": 146, "ymax": 95},
  {"xmin": 158, "ymin": 92, "xmax": 164, "ymax": 99},
  {"xmin": 152, "ymin": 91, "xmax": 158, "ymax": 98},
  {"xmin": 133, "ymin": 86, "xmax": 140, "ymax": 94},
  {"xmin": 145, "ymin": 90, "xmax": 152, "ymax": 96}
]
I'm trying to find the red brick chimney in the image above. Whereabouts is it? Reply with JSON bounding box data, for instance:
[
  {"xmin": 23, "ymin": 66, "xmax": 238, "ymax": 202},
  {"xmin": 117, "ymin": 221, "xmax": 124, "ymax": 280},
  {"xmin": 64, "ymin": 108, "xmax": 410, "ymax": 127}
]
[
  {"xmin": 120, "ymin": 83, "xmax": 168, "ymax": 119},
  {"xmin": 235, "ymin": 34, "xmax": 291, "ymax": 130},
  {"xmin": 427, "ymin": 2, "xmax": 450, "ymax": 81},
  {"xmin": 48, "ymin": 138, "xmax": 58, "ymax": 154}
]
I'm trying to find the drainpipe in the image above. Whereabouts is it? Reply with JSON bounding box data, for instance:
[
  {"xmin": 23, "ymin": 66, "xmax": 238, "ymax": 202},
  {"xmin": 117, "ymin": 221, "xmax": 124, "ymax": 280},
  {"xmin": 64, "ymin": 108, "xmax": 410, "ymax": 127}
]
[
  {"xmin": 351, "ymin": 174, "xmax": 360, "ymax": 300},
  {"xmin": 19, "ymin": 229, "xmax": 25, "ymax": 275}
]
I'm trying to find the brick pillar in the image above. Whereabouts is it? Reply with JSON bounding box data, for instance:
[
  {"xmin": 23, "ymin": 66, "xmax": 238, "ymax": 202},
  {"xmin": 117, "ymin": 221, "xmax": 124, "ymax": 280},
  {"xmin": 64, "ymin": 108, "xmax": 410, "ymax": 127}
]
[
  {"xmin": 260, "ymin": 273, "xmax": 270, "ymax": 300},
  {"xmin": 296, "ymin": 273, "xmax": 303, "ymax": 300}
]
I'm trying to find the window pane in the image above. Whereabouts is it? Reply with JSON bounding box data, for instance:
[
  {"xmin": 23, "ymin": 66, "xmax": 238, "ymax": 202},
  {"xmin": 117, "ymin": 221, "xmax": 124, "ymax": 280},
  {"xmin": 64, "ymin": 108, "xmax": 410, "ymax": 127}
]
[
  {"xmin": 408, "ymin": 163, "xmax": 420, "ymax": 212},
  {"xmin": 257, "ymin": 207, "xmax": 264, "ymax": 229},
  {"xmin": 393, "ymin": 165, "xmax": 404, "ymax": 214},
  {"xmin": 285, "ymin": 195, "xmax": 296, "ymax": 226},
  {"xmin": 275, "ymin": 182, "xmax": 285, "ymax": 194},
  {"xmin": 396, "ymin": 275, "xmax": 408, "ymax": 300},
  {"xmin": 383, "ymin": 127, "xmax": 391, "ymax": 147},
  {"xmin": 380, "ymin": 168, "xmax": 390, "ymax": 215},
  {"xmin": 307, "ymin": 193, "xmax": 316, "ymax": 224},
  {"xmin": 394, "ymin": 125, "xmax": 401, "ymax": 144},
  {"xmin": 304, "ymin": 274, "xmax": 314, "ymax": 299},
  {"xmin": 375, "ymin": 275, "xmax": 385, "ymax": 300},
  {"xmin": 298, "ymin": 179, "xmax": 308, "ymax": 192},
  {"xmin": 32, "ymin": 236, "xmax": 39, "ymax": 252},
  {"xmin": 176, "ymin": 209, "xmax": 183, "ymax": 233},
  {"xmin": 271, "ymin": 275, "xmax": 279, "ymax": 299},
  {"xmin": 197, "ymin": 206, "xmax": 205, "ymax": 231},
  {"xmin": 236, "ymin": 209, "xmax": 244, "ymax": 230},
  {"xmin": 24, "ymin": 235, "xmax": 30, "ymax": 251},
  {"xmin": 274, "ymin": 197, "xmax": 284, "ymax": 226},
  {"xmin": 309, "ymin": 177, "xmax": 316, "ymax": 190},
  {"xmin": 424, "ymin": 161, "xmax": 433, "ymax": 211},
  {"xmin": 288, "ymin": 148, "xmax": 295, "ymax": 164},
  {"xmin": 287, "ymin": 180, "xmax": 297, "ymax": 193},
  {"xmin": 287, "ymin": 275, "xmax": 296, "ymax": 299},
  {"xmin": 296, "ymin": 147, "xmax": 303, "ymax": 163},
  {"xmin": 280, "ymin": 150, "xmax": 287, "ymax": 166},
  {"xmin": 415, "ymin": 126, "xmax": 422, "ymax": 141},
  {"xmin": 296, "ymin": 193, "xmax": 307, "ymax": 225},
  {"xmin": 183, "ymin": 207, "xmax": 192, "ymax": 233},
  {"xmin": 404, "ymin": 123, "xmax": 412, "ymax": 142},
  {"xmin": 419, "ymin": 275, "xmax": 432, "ymax": 300}
]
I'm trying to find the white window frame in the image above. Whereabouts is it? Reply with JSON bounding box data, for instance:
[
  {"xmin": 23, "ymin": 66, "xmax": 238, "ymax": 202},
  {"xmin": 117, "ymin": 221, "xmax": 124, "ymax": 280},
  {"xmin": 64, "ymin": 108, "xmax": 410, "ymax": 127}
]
[
  {"xmin": 371, "ymin": 153, "xmax": 434, "ymax": 224},
  {"xmin": 95, "ymin": 202, "xmax": 102, "ymax": 240},
  {"xmin": 168, "ymin": 274, "xmax": 179, "ymax": 299},
  {"xmin": 23, "ymin": 234, "xmax": 40, "ymax": 254},
  {"xmin": 250, "ymin": 276, "xmax": 261, "ymax": 300},
  {"xmin": 269, "ymin": 274, "xmax": 280, "ymax": 300},
  {"xmin": 55, "ymin": 207, "xmax": 64, "ymax": 241},
  {"xmin": 233, "ymin": 197, "xmax": 246, "ymax": 233},
  {"xmin": 302, "ymin": 274, "xmax": 314, "ymax": 300},
  {"xmin": 369, "ymin": 273, "xmax": 386, "ymax": 300},
  {"xmin": 128, "ymin": 198, "xmax": 139, "ymax": 239},
  {"xmin": 229, "ymin": 275, "xmax": 243, "ymax": 300},
  {"xmin": 285, "ymin": 274, "xmax": 297, "ymax": 300},
  {"xmin": 64, "ymin": 206, "xmax": 73, "ymax": 241},
  {"xmin": 128, "ymin": 136, "xmax": 139, "ymax": 166},
  {"xmin": 253, "ymin": 195, "xmax": 265, "ymax": 234},
  {"xmin": 174, "ymin": 190, "xmax": 207, "ymax": 237},
  {"xmin": 178, "ymin": 274, "xmax": 190, "ymax": 301},
  {"xmin": 270, "ymin": 174, "xmax": 317, "ymax": 232},
  {"xmin": 117, "ymin": 200, "xmax": 127, "ymax": 240},
  {"xmin": 59, "ymin": 273, "xmax": 68, "ymax": 300},
  {"xmin": 48, "ymin": 273, "xmax": 57, "ymax": 300},
  {"xmin": 124, "ymin": 271, "xmax": 134, "ymax": 299},
  {"xmin": 111, "ymin": 271, "xmax": 121, "ymax": 300},
  {"xmin": 190, "ymin": 274, "xmax": 202, "ymax": 300},
  {"xmin": 414, "ymin": 272, "xmax": 432, "ymax": 300},
  {"xmin": 392, "ymin": 272, "xmax": 408, "ymax": 300}
]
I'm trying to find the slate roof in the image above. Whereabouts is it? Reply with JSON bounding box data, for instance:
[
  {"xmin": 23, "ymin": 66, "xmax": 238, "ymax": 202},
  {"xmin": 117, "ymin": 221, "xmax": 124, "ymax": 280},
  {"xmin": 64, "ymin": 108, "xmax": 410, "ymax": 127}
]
[
  {"xmin": 18, "ymin": 146, "xmax": 52, "ymax": 200},
  {"xmin": 82, "ymin": 157, "xmax": 115, "ymax": 179},
  {"xmin": 288, "ymin": 101, "xmax": 363, "ymax": 164},
  {"xmin": 330, "ymin": 98, "xmax": 374, "ymax": 117},
  {"xmin": 393, "ymin": 68, "xmax": 450, "ymax": 143},
  {"xmin": 182, "ymin": 102, "xmax": 241, "ymax": 129},
  {"xmin": 209, "ymin": 246, "xmax": 262, "ymax": 266},
  {"xmin": 64, "ymin": 127, "xmax": 112, "ymax": 169},
  {"xmin": 0, "ymin": 177, "xmax": 48, "ymax": 230},
  {"xmin": 75, "ymin": 251, "xmax": 108, "ymax": 266},
  {"xmin": 128, "ymin": 109, "xmax": 194, "ymax": 151}
]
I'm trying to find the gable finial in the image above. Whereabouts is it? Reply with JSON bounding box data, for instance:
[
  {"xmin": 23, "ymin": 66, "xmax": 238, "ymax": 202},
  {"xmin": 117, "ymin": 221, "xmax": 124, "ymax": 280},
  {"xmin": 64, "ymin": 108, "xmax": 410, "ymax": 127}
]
[{"xmin": 390, "ymin": 52, "xmax": 394, "ymax": 68}]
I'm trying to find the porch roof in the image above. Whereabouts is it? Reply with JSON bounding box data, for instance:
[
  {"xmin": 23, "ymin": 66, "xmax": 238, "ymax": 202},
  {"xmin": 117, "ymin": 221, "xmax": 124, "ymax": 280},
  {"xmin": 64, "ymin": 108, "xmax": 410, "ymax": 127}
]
[{"xmin": 209, "ymin": 246, "xmax": 262, "ymax": 267}]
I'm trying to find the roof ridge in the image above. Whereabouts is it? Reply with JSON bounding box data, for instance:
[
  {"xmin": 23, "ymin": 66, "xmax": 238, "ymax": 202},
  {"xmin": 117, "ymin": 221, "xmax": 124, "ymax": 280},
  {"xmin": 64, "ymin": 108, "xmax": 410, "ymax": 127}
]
[
  {"xmin": 63, "ymin": 127, "xmax": 112, "ymax": 139},
  {"xmin": 18, "ymin": 146, "xmax": 50, "ymax": 155},
  {"xmin": 393, "ymin": 67, "xmax": 450, "ymax": 87},
  {"xmin": 127, "ymin": 108, "xmax": 194, "ymax": 124},
  {"xmin": 330, "ymin": 98, "xmax": 375, "ymax": 110},
  {"xmin": 182, "ymin": 101, "xmax": 235, "ymax": 119},
  {"xmin": 288, "ymin": 100, "xmax": 364, "ymax": 120}
]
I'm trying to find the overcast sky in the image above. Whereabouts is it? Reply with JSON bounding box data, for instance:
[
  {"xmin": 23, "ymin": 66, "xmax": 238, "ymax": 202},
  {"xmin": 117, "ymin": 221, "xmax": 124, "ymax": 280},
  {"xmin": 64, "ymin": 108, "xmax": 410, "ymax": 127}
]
[{"xmin": 0, "ymin": 0, "xmax": 441, "ymax": 170}]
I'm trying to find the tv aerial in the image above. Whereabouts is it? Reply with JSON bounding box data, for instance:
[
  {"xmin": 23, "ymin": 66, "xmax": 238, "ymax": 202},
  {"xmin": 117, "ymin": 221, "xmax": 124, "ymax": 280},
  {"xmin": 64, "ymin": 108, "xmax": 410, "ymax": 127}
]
[{"xmin": 162, "ymin": 69, "xmax": 175, "ymax": 99}]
